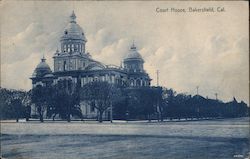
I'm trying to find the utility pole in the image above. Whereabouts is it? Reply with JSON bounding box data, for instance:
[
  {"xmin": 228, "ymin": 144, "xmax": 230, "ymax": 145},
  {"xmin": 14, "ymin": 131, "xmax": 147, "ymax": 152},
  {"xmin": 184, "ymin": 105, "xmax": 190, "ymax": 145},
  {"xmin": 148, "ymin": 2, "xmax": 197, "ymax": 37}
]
[
  {"xmin": 156, "ymin": 70, "xmax": 159, "ymax": 86},
  {"xmin": 215, "ymin": 93, "xmax": 218, "ymax": 100},
  {"xmin": 196, "ymin": 86, "xmax": 199, "ymax": 95},
  {"xmin": 110, "ymin": 101, "xmax": 113, "ymax": 123}
]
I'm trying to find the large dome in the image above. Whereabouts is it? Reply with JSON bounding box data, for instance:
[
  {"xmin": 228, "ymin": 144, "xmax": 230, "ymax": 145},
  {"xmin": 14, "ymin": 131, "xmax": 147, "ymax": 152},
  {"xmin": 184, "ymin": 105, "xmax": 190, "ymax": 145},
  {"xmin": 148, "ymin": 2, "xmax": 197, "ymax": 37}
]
[
  {"xmin": 60, "ymin": 11, "xmax": 87, "ymax": 41},
  {"xmin": 32, "ymin": 57, "xmax": 52, "ymax": 78},
  {"xmin": 124, "ymin": 44, "xmax": 143, "ymax": 60}
]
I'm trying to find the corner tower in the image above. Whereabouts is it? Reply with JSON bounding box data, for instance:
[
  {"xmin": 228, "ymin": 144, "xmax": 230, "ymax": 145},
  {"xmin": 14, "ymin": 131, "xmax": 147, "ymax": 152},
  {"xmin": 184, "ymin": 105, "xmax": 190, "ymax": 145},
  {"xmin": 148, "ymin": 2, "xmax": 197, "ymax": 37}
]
[
  {"xmin": 30, "ymin": 56, "xmax": 54, "ymax": 87},
  {"xmin": 123, "ymin": 43, "xmax": 151, "ymax": 87},
  {"xmin": 123, "ymin": 43, "xmax": 144, "ymax": 73}
]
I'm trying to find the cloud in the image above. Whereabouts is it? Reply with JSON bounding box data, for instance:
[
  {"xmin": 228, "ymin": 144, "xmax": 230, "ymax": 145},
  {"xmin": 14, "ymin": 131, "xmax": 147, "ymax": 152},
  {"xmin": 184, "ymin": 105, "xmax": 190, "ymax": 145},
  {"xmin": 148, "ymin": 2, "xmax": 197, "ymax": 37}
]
[
  {"xmin": 1, "ymin": 53, "xmax": 41, "ymax": 90},
  {"xmin": 2, "ymin": 22, "xmax": 60, "ymax": 64}
]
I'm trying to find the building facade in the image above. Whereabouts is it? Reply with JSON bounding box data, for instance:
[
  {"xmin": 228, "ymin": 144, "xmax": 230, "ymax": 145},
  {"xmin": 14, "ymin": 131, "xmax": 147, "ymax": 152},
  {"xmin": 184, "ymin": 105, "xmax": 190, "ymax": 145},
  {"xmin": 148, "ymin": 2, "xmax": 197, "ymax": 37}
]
[{"xmin": 30, "ymin": 11, "xmax": 151, "ymax": 119}]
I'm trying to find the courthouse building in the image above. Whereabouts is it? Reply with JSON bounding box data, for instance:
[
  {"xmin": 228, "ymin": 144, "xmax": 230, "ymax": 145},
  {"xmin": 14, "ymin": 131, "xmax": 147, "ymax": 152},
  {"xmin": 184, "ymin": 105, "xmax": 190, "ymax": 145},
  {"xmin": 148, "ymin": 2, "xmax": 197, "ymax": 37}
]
[{"xmin": 30, "ymin": 11, "xmax": 151, "ymax": 118}]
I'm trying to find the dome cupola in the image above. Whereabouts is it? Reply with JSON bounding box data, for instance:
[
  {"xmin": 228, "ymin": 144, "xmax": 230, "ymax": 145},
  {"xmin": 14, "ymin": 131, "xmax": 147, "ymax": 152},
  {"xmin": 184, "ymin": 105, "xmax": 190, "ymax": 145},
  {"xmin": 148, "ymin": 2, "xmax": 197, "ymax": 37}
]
[
  {"xmin": 124, "ymin": 43, "xmax": 143, "ymax": 61},
  {"xmin": 60, "ymin": 11, "xmax": 87, "ymax": 54},
  {"xmin": 32, "ymin": 56, "xmax": 52, "ymax": 78},
  {"xmin": 61, "ymin": 11, "xmax": 86, "ymax": 41},
  {"xmin": 123, "ymin": 43, "xmax": 144, "ymax": 73}
]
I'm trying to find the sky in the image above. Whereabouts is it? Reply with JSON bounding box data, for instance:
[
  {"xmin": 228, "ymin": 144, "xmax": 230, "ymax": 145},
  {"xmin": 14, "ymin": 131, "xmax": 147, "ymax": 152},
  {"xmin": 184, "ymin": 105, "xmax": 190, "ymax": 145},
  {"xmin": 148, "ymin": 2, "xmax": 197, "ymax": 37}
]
[{"xmin": 1, "ymin": 1, "xmax": 249, "ymax": 104}]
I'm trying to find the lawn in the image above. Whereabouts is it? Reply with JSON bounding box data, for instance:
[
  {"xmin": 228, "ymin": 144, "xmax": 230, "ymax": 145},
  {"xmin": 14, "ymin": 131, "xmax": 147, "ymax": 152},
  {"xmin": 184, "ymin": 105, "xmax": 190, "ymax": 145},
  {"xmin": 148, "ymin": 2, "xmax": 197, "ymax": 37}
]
[{"xmin": 1, "ymin": 118, "xmax": 249, "ymax": 159}]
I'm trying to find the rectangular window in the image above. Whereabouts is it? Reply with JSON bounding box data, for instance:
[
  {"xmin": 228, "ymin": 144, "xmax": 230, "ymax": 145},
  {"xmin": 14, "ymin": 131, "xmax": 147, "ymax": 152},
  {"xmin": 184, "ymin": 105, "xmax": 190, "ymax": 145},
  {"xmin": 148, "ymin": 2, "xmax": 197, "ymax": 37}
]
[{"xmin": 64, "ymin": 45, "xmax": 67, "ymax": 52}]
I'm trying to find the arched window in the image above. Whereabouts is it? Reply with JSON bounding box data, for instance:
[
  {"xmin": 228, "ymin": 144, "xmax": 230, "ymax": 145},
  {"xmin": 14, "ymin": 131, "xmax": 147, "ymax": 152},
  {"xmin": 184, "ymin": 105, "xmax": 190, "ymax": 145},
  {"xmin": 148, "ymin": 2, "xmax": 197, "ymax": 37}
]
[
  {"xmin": 130, "ymin": 79, "xmax": 134, "ymax": 86},
  {"xmin": 136, "ymin": 79, "xmax": 141, "ymax": 86},
  {"xmin": 67, "ymin": 44, "xmax": 70, "ymax": 52}
]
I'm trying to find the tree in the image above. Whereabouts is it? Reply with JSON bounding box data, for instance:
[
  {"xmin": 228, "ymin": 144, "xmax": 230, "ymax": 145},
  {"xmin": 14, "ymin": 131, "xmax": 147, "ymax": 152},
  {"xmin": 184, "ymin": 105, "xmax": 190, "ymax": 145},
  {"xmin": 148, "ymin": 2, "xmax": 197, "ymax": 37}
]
[
  {"xmin": 22, "ymin": 90, "xmax": 32, "ymax": 121},
  {"xmin": 162, "ymin": 88, "xmax": 176, "ymax": 120},
  {"xmin": 0, "ymin": 88, "xmax": 26, "ymax": 122},
  {"xmin": 31, "ymin": 85, "xmax": 48, "ymax": 122},
  {"xmin": 174, "ymin": 93, "xmax": 191, "ymax": 120},
  {"xmin": 0, "ymin": 88, "xmax": 13, "ymax": 120},
  {"xmin": 31, "ymin": 79, "xmax": 83, "ymax": 122},
  {"xmin": 81, "ymin": 81, "xmax": 117, "ymax": 122},
  {"xmin": 112, "ymin": 89, "xmax": 128, "ymax": 120},
  {"xmin": 153, "ymin": 87, "xmax": 164, "ymax": 122},
  {"xmin": 47, "ymin": 79, "xmax": 83, "ymax": 122},
  {"xmin": 125, "ymin": 87, "xmax": 160, "ymax": 121},
  {"xmin": 126, "ymin": 90, "xmax": 141, "ymax": 119},
  {"xmin": 137, "ymin": 88, "xmax": 158, "ymax": 121},
  {"xmin": 10, "ymin": 98, "xmax": 22, "ymax": 122}
]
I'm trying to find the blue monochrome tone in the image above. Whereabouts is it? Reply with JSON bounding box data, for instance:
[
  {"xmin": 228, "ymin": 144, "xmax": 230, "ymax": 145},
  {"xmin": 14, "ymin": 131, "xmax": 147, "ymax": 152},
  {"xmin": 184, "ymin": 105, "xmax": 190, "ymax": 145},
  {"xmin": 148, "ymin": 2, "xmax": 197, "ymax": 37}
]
[{"xmin": 30, "ymin": 11, "xmax": 150, "ymax": 119}]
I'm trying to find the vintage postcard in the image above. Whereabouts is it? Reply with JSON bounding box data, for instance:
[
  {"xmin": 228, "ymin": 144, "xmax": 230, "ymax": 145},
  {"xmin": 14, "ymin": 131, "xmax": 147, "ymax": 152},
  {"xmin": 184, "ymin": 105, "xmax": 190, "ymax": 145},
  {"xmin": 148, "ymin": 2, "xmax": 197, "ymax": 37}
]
[{"xmin": 0, "ymin": 1, "xmax": 249, "ymax": 159}]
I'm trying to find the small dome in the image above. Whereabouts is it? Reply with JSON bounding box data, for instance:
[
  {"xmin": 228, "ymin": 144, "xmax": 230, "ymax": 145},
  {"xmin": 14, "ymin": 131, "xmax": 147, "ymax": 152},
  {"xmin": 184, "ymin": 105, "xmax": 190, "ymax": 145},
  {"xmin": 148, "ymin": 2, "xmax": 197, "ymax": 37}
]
[
  {"xmin": 60, "ymin": 11, "xmax": 87, "ymax": 41},
  {"xmin": 36, "ymin": 59, "xmax": 51, "ymax": 70},
  {"xmin": 32, "ymin": 57, "xmax": 52, "ymax": 77},
  {"xmin": 124, "ymin": 44, "xmax": 143, "ymax": 60}
]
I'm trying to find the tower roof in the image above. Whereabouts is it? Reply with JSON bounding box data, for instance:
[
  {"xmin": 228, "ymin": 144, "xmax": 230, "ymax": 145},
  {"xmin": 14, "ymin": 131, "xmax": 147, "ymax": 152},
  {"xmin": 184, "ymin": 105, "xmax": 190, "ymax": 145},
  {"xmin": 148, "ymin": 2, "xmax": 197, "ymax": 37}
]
[
  {"xmin": 32, "ymin": 56, "xmax": 52, "ymax": 78},
  {"xmin": 36, "ymin": 56, "xmax": 51, "ymax": 70},
  {"xmin": 60, "ymin": 11, "xmax": 87, "ymax": 41},
  {"xmin": 124, "ymin": 43, "xmax": 143, "ymax": 60}
]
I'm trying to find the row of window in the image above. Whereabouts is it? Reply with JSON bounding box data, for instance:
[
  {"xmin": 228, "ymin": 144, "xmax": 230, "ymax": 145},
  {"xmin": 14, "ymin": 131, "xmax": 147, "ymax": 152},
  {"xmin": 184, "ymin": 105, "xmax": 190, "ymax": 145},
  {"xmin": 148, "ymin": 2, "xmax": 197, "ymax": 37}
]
[
  {"xmin": 124, "ymin": 63, "xmax": 143, "ymax": 69},
  {"xmin": 124, "ymin": 64, "xmax": 143, "ymax": 72},
  {"xmin": 62, "ymin": 43, "xmax": 84, "ymax": 53},
  {"xmin": 130, "ymin": 79, "xmax": 149, "ymax": 87},
  {"xmin": 80, "ymin": 76, "xmax": 148, "ymax": 87},
  {"xmin": 55, "ymin": 60, "xmax": 86, "ymax": 71},
  {"xmin": 80, "ymin": 75, "xmax": 117, "ymax": 86}
]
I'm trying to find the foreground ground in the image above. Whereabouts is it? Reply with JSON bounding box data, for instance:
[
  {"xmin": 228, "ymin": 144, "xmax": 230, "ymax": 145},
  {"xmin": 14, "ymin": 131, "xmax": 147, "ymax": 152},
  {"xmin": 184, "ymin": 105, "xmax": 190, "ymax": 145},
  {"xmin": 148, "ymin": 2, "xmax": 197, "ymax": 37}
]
[{"xmin": 1, "ymin": 118, "xmax": 249, "ymax": 159}]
